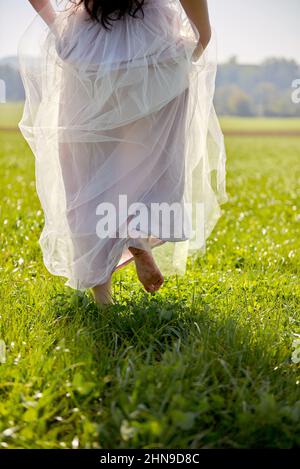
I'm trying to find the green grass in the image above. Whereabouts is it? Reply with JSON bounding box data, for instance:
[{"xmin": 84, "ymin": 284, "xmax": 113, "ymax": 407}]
[
  {"xmin": 0, "ymin": 126, "xmax": 299, "ymax": 448},
  {"xmin": 2, "ymin": 103, "xmax": 300, "ymax": 133},
  {"xmin": 0, "ymin": 102, "xmax": 24, "ymax": 128},
  {"xmin": 220, "ymin": 116, "xmax": 300, "ymax": 132}
]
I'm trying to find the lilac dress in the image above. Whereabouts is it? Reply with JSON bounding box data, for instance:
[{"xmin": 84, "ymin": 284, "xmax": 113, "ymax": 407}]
[{"xmin": 18, "ymin": 0, "xmax": 228, "ymax": 290}]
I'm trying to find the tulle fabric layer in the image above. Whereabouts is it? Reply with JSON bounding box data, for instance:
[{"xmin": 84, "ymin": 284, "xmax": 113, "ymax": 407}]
[{"xmin": 18, "ymin": 0, "xmax": 228, "ymax": 290}]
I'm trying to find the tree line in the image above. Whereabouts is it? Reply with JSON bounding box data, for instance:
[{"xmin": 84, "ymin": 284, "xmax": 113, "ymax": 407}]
[
  {"xmin": 1, "ymin": 56, "xmax": 300, "ymax": 116},
  {"xmin": 215, "ymin": 56, "xmax": 300, "ymax": 117}
]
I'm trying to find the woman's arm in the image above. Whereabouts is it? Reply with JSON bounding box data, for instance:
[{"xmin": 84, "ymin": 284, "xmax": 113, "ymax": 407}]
[
  {"xmin": 179, "ymin": 0, "xmax": 212, "ymax": 49},
  {"xmin": 28, "ymin": 0, "xmax": 57, "ymax": 26}
]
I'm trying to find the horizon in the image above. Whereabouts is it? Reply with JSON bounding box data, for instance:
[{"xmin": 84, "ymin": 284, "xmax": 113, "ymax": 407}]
[
  {"xmin": 0, "ymin": 0, "xmax": 300, "ymax": 64},
  {"xmin": 1, "ymin": 54, "xmax": 299, "ymax": 68}
]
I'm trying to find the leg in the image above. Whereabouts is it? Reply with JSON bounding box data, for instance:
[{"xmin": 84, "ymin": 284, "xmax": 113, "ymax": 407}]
[
  {"xmin": 92, "ymin": 275, "xmax": 113, "ymax": 305},
  {"xmin": 128, "ymin": 246, "xmax": 164, "ymax": 293}
]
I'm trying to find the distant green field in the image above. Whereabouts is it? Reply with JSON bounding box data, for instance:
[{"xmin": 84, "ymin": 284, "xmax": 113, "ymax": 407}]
[
  {"xmin": 0, "ymin": 109, "xmax": 300, "ymax": 448},
  {"xmin": 220, "ymin": 116, "xmax": 300, "ymax": 132},
  {"xmin": 0, "ymin": 102, "xmax": 24, "ymax": 128},
  {"xmin": 1, "ymin": 102, "xmax": 300, "ymax": 133}
]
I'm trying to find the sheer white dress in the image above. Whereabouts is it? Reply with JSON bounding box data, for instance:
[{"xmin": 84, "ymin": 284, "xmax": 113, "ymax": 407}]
[{"xmin": 18, "ymin": 0, "xmax": 228, "ymax": 290}]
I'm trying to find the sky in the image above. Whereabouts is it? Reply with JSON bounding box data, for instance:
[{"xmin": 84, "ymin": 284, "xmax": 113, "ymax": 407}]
[{"xmin": 0, "ymin": 0, "xmax": 300, "ymax": 64}]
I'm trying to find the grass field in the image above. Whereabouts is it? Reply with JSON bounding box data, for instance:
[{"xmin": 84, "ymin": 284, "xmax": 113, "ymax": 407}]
[
  {"xmin": 0, "ymin": 105, "xmax": 299, "ymax": 448},
  {"xmin": 1, "ymin": 102, "xmax": 300, "ymax": 133},
  {"xmin": 0, "ymin": 102, "xmax": 23, "ymax": 129},
  {"xmin": 220, "ymin": 116, "xmax": 300, "ymax": 132}
]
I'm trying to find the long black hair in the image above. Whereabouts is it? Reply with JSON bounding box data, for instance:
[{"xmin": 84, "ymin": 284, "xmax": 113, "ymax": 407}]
[{"xmin": 71, "ymin": 1, "xmax": 146, "ymax": 30}]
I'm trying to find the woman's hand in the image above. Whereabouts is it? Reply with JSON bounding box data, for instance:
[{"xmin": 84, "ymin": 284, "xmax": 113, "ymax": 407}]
[
  {"xmin": 180, "ymin": 0, "xmax": 211, "ymax": 51},
  {"xmin": 192, "ymin": 39, "xmax": 204, "ymax": 62}
]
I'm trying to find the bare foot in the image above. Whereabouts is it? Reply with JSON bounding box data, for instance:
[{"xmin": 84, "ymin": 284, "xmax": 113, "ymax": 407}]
[
  {"xmin": 129, "ymin": 246, "xmax": 164, "ymax": 293},
  {"xmin": 92, "ymin": 276, "xmax": 113, "ymax": 306}
]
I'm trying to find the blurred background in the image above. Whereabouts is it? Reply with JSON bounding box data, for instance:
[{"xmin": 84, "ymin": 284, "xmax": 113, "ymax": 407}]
[
  {"xmin": 0, "ymin": 0, "xmax": 300, "ymax": 117},
  {"xmin": 0, "ymin": 1, "xmax": 300, "ymax": 449}
]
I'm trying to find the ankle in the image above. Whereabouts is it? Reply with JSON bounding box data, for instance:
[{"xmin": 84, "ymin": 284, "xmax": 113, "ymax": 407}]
[{"xmin": 128, "ymin": 246, "xmax": 147, "ymax": 257}]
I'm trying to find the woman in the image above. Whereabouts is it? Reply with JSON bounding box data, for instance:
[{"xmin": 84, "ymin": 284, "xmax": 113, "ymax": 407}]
[{"xmin": 19, "ymin": 0, "xmax": 227, "ymax": 305}]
